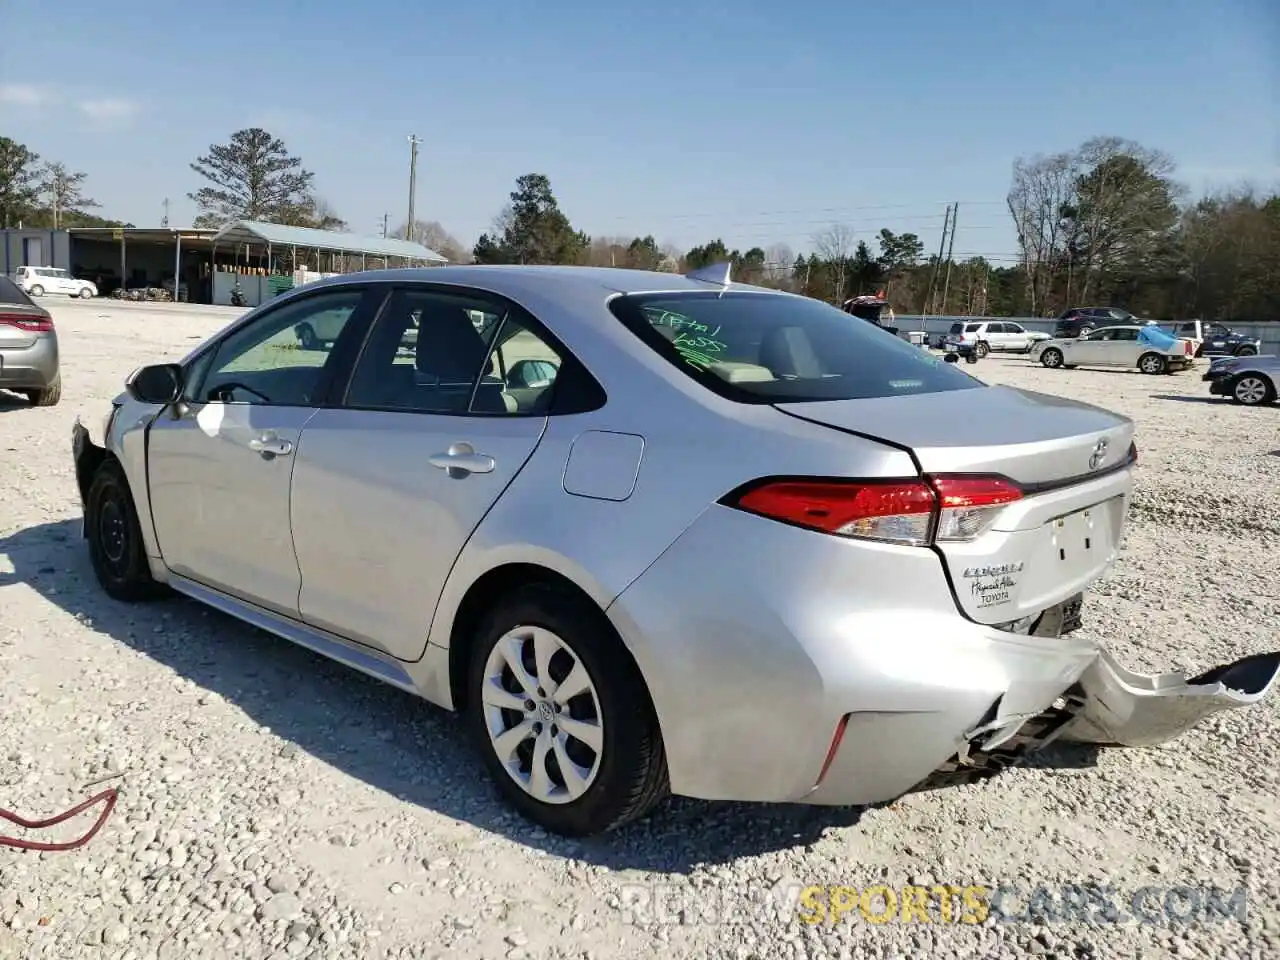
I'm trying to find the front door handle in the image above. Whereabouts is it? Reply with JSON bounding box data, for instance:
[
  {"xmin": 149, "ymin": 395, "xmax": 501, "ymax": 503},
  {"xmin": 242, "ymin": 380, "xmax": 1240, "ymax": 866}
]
[
  {"xmin": 429, "ymin": 442, "xmax": 495, "ymax": 477},
  {"xmin": 247, "ymin": 434, "xmax": 293, "ymax": 458}
]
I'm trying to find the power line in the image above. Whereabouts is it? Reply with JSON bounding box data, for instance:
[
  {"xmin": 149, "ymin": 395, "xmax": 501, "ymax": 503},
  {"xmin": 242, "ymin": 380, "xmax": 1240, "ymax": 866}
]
[{"xmin": 590, "ymin": 199, "xmax": 1007, "ymax": 224}]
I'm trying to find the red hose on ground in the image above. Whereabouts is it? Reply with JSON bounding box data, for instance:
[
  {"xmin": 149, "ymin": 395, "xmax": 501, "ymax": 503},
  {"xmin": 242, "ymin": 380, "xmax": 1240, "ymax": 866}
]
[{"xmin": 0, "ymin": 788, "xmax": 119, "ymax": 852}]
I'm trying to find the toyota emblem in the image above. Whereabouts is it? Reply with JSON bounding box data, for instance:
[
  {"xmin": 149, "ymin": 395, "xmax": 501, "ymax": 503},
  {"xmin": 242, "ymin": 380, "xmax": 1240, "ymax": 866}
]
[{"xmin": 1088, "ymin": 438, "xmax": 1108, "ymax": 471}]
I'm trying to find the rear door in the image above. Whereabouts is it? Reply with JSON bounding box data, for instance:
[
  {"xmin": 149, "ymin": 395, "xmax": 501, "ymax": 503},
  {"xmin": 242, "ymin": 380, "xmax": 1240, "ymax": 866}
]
[{"xmin": 289, "ymin": 284, "xmax": 564, "ymax": 661}]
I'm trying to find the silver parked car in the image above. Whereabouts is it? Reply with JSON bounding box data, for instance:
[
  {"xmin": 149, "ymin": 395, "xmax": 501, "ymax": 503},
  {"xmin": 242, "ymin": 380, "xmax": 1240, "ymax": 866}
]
[
  {"xmin": 71, "ymin": 265, "xmax": 1280, "ymax": 836},
  {"xmin": 1204, "ymin": 353, "xmax": 1279, "ymax": 406},
  {"xmin": 0, "ymin": 276, "xmax": 61, "ymax": 405},
  {"xmin": 1031, "ymin": 324, "xmax": 1196, "ymax": 375}
]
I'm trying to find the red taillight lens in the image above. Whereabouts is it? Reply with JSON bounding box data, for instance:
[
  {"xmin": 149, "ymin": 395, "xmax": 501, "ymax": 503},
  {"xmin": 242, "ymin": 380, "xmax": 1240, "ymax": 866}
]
[
  {"xmin": 731, "ymin": 479, "xmax": 937, "ymax": 545},
  {"xmin": 929, "ymin": 475, "xmax": 1024, "ymax": 542},
  {"xmin": 0, "ymin": 312, "xmax": 53, "ymax": 332},
  {"xmin": 725, "ymin": 474, "xmax": 1024, "ymax": 546}
]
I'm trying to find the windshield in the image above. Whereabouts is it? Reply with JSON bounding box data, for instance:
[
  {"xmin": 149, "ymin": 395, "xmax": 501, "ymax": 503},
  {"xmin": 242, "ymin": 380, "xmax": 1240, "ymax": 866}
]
[{"xmin": 609, "ymin": 291, "xmax": 982, "ymax": 403}]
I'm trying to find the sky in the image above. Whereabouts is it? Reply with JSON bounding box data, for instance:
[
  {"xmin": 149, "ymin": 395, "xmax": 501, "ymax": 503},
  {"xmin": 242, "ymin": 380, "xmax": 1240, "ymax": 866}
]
[{"xmin": 1, "ymin": 0, "xmax": 1277, "ymax": 265}]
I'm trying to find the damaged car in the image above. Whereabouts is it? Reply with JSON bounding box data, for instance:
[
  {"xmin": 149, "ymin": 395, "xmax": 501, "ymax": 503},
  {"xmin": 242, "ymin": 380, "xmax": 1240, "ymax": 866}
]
[{"xmin": 71, "ymin": 264, "xmax": 1280, "ymax": 837}]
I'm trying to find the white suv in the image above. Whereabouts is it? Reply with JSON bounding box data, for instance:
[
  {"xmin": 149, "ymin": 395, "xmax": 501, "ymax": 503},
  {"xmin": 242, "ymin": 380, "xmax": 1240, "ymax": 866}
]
[
  {"xmin": 943, "ymin": 320, "xmax": 1050, "ymax": 357},
  {"xmin": 15, "ymin": 265, "xmax": 97, "ymax": 299}
]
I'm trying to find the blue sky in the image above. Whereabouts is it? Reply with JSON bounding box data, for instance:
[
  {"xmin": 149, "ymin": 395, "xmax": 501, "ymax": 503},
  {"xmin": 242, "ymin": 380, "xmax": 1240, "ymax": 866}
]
[{"xmin": 2, "ymin": 0, "xmax": 1276, "ymax": 264}]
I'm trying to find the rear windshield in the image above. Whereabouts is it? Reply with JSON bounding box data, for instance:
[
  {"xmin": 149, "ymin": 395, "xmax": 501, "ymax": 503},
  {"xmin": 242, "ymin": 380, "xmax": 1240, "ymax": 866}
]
[
  {"xmin": 609, "ymin": 291, "xmax": 982, "ymax": 403},
  {"xmin": 0, "ymin": 276, "xmax": 35, "ymax": 306}
]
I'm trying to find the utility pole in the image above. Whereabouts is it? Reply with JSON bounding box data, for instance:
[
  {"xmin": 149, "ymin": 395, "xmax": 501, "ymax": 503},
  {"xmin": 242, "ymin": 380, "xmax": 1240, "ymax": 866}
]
[
  {"xmin": 161, "ymin": 198, "xmax": 170, "ymax": 229},
  {"xmin": 381, "ymin": 213, "xmax": 389, "ymax": 239},
  {"xmin": 406, "ymin": 134, "xmax": 422, "ymax": 241},
  {"xmin": 941, "ymin": 202, "xmax": 958, "ymax": 315},
  {"xmin": 926, "ymin": 204, "xmax": 952, "ymax": 315}
]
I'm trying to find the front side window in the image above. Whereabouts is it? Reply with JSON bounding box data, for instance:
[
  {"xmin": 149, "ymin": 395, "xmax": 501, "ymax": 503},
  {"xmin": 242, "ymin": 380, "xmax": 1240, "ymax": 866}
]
[
  {"xmin": 197, "ymin": 289, "xmax": 365, "ymax": 405},
  {"xmin": 345, "ymin": 287, "xmax": 567, "ymax": 415},
  {"xmin": 609, "ymin": 291, "xmax": 981, "ymax": 403}
]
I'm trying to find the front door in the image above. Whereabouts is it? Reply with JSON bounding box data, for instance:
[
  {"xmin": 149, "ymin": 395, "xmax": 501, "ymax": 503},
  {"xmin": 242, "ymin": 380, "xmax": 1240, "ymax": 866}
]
[
  {"xmin": 1068, "ymin": 328, "xmax": 1111, "ymax": 365},
  {"xmin": 290, "ymin": 285, "xmax": 563, "ymax": 660},
  {"xmin": 146, "ymin": 287, "xmax": 370, "ymax": 616}
]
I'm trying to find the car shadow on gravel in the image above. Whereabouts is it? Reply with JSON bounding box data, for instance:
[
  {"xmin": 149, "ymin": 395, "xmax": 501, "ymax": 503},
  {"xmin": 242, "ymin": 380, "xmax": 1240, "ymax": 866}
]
[
  {"xmin": 1149, "ymin": 393, "xmax": 1221, "ymax": 405},
  {"xmin": 0, "ymin": 390, "xmax": 34, "ymax": 409},
  {"xmin": 0, "ymin": 517, "xmax": 1089, "ymax": 873}
]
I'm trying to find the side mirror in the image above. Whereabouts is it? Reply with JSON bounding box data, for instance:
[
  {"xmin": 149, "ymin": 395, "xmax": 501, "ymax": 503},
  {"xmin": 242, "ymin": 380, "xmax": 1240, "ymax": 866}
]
[{"xmin": 126, "ymin": 363, "xmax": 184, "ymax": 404}]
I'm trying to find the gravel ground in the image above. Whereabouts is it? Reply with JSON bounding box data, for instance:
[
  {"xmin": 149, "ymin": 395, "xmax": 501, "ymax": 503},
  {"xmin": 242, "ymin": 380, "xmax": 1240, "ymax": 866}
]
[{"xmin": 1, "ymin": 299, "xmax": 1278, "ymax": 960}]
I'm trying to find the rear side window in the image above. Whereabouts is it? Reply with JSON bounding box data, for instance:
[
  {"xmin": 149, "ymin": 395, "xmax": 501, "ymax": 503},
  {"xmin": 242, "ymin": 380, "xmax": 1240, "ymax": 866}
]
[
  {"xmin": 965, "ymin": 323, "xmax": 982, "ymax": 333},
  {"xmin": 608, "ymin": 291, "xmax": 981, "ymax": 403},
  {"xmin": 948, "ymin": 322, "xmax": 963, "ymax": 334},
  {"xmin": 0, "ymin": 277, "xmax": 35, "ymax": 306}
]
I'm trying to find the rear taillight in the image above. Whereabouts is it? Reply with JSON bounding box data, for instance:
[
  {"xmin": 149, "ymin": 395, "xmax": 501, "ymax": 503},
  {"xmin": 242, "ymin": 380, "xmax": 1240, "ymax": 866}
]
[
  {"xmin": 930, "ymin": 475, "xmax": 1024, "ymax": 542},
  {"xmin": 0, "ymin": 312, "xmax": 53, "ymax": 332},
  {"xmin": 723, "ymin": 474, "xmax": 1023, "ymax": 546}
]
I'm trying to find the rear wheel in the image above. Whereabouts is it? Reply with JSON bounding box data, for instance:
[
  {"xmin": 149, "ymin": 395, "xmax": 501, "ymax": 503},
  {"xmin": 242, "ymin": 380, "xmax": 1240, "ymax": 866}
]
[
  {"xmin": 78, "ymin": 287, "xmax": 93, "ymax": 299},
  {"xmin": 29, "ymin": 284, "xmax": 44, "ymax": 297},
  {"xmin": 975, "ymin": 341, "xmax": 989, "ymax": 358},
  {"xmin": 466, "ymin": 582, "xmax": 668, "ymax": 837},
  {"xmin": 85, "ymin": 460, "xmax": 168, "ymax": 602},
  {"xmin": 1237, "ymin": 345, "xmax": 1257, "ymax": 357},
  {"xmin": 1138, "ymin": 353, "xmax": 1167, "ymax": 375},
  {"xmin": 1040, "ymin": 348, "xmax": 1064, "ymax": 369},
  {"xmin": 23, "ymin": 375, "xmax": 61, "ymax": 407},
  {"xmin": 1232, "ymin": 375, "xmax": 1274, "ymax": 406}
]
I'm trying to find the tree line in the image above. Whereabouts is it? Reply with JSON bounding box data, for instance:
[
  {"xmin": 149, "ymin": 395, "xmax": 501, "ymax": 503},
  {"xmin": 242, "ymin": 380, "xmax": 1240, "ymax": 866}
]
[{"xmin": 1, "ymin": 127, "xmax": 1275, "ymax": 320}]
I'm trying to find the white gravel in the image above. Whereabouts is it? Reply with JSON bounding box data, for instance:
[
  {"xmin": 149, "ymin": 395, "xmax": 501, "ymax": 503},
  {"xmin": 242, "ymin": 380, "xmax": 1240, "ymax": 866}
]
[{"xmin": 2, "ymin": 299, "xmax": 1278, "ymax": 960}]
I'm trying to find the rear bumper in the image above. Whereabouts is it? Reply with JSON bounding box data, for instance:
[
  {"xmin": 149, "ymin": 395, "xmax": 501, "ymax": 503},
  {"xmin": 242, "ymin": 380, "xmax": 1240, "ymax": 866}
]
[
  {"xmin": 608, "ymin": 506, "xmax": 1280, "ymax": 807},
  {"xmin": 0, "ymin": 337, "xmax": 59, "ymax": 390}
]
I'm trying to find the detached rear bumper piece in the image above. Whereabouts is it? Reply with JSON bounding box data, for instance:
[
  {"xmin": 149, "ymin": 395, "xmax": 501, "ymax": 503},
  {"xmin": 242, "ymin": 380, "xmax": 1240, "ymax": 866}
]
[{"xmin": 923, "ymin": 648, "xmax": 1280, "ymax": 790}]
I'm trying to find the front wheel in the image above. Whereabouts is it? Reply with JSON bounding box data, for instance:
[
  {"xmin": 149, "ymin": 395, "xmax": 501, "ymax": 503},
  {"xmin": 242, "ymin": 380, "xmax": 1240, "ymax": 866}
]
[
  {"xmin": 85, "ymin": 460, "xmax": 168, "ymax": 602},
  {"xmin": 1232, "ymin": 375, "xmax": 1274, "ymax": 406},
  {"xmin": 1237, "ymin": 346, "xmax": 1257, "ymax": 357},
  {"xmin": 1138, "ymin": 353, "xmax": 1167, "ymax": 375},
  {"xmin": 975, "ymin": 341, "xmax": 989, "ymax": 359},
  {"xmin": 466, "ymin": 583, "xmax": 668, "ymax": 837},
  {"xmin": 1040, "ymin": 348, "xmax": 1064, "ymax": 369},
  {"xmin": 296, "ymin": 323, "xmax": 320, "ymax": 351}
]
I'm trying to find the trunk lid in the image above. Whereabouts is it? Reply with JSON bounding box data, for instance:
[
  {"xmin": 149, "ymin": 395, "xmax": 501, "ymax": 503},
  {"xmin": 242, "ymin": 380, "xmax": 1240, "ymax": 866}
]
[{"xmin": 776, "ymin": 385, "xmax": 1136, "ymax": 625}]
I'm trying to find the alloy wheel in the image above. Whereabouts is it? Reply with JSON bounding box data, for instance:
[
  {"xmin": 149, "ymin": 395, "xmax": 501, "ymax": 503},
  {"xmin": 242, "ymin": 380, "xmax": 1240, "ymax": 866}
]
[
  {"xmin": 481, "ymin": 625, "xmax": 604, "ymax": 804},
  {"xmin": 1234, "ymin": 376, "xmax": 1269, "ymax": 406}
]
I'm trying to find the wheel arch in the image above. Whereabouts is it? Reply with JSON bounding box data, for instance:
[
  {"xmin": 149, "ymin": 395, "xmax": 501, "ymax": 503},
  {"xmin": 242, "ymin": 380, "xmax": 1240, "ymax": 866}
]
[{"xmin": 444, "ymin": 561, "xmax": 654, "ymax": 719}]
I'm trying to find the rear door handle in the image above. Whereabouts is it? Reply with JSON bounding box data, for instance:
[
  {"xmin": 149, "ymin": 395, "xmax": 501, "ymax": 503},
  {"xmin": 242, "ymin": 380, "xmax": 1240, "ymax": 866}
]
[
  {"xmin": 429, "ymin": 442, "xmax": 495, "ymax": 477},
  {"xmin": 247, "ymin": 435, "xmax": 293, "ymax": 457}
]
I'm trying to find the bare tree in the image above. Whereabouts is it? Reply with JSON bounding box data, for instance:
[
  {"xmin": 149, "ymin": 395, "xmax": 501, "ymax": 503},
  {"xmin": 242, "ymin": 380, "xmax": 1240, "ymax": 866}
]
[
  {"xmin": 1006, "ymin": 151, "xmax": 1076, "ymax": 314},
  {"xmin": 39, "ymin": 161, "xmax": 98, "ymax": 229},
  {"xmin": 814, "ymin": 224, "xmax": 856, "ymax": 303},
  {"xmin": 764, "ymin": 243, "xmax": 794, "ymax": 285},
  {"xmin": 396, "ymin": 218, "xmax": 470, "ymax": 262}
]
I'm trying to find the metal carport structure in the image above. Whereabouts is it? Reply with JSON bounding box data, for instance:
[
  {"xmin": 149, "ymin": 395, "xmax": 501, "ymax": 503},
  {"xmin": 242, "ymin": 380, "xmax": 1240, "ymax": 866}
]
[{"xmin": 211, "ymin": 219, "xmax": 448, "ymax": 273}]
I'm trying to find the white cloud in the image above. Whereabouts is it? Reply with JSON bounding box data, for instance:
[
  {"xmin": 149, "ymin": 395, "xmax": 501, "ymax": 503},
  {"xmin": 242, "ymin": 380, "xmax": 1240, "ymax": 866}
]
[
  {"xmin": 0, "ymin": 84, "xmax": 56, "ymax": 106},
  {"xmin": 78, "ymin": 97, "xmax": 141, "ymax": 127}
]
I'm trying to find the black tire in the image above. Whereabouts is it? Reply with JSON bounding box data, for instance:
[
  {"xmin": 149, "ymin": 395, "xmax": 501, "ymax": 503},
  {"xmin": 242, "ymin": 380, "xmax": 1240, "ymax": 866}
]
[
  {"xmin": 466, "ymin": 582, "xmax": 669, "ymax": 837},
  {"xmin": 1040, "ymin": 348, "xmax": 1064, "ymax": 369},
  {"xmin": 1138, "ymin": 352, "xmax": 1167, "ymax": 375},
  {"xmin": 297, "ymin": 323, "xmax": 320, "ymax": 351},
  {"xmin": 29, "ymin": 284, "xmax": 44, "ymax": 297},
  {"xmin": 1237, "ymin": 346, "xmax": 1257, "ymax": 357},
  {"xmin": 975, "ymin": 341, "xmax": 989, "ymax": 359},
  {"xmin": 85, "ymin": 460, "xmax": 168, "ymax": 602},
  {"xmin": 78, "ymin": 287, "xmax": 93, "ymax": 299},
  {"xmin": 23, "ymin": 375, "xmax": 61, "ymax": 407},
  {"xmin": 1231, "ymin": 375, "xmax": 1275, "ymax": 407}
]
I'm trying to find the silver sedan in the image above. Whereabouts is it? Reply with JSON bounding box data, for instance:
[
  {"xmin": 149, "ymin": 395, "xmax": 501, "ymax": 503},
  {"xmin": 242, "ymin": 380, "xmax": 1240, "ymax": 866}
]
[{"xmin": 72, "ymin": 265, "xmax": 1280, "ymax": 836}]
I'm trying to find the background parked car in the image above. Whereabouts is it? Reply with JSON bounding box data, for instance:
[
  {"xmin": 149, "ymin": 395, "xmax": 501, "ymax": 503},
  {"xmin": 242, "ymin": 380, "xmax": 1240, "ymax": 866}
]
[
  {"xmin": 0, "ymin": 276, "xmax": 61, "ymax": 406},
  {"xmin": 1203, "ymin": 354, "xmax": 1278, "ymax": 406},
  {"xmin": 1053, "ymin": 307, "xmax": 1138, "ymax": 339},
  {"xmin": 1164, "ymin": 320, "xmax": 1261, "ymax": 358},
  {"xmin": 943, "ymin": 320, "xmax": 1049, "ymax": 356},
  {"xmin": 1031, "ymin": 324, "xmax": 1196, "ymax": 375},
  {"xmin": 13, "ymin": 265, "xmax": 97, "ymax": 299}
]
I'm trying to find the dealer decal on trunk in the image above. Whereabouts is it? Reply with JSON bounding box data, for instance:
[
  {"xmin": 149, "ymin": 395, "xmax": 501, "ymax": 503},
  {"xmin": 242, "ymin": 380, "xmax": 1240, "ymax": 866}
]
[{"xmin": 962, "ymin": 562, "xmax": 1024, "ymax": 609}]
